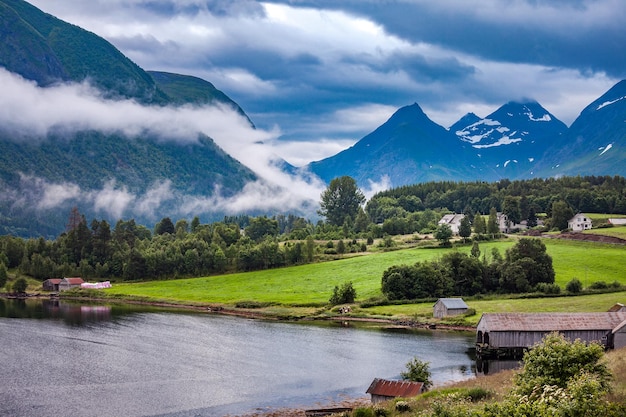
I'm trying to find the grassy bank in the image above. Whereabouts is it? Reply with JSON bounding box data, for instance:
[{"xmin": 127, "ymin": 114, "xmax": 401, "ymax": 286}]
[{"xmin": 97, "ymin": 238, "xmax": 626, "ymax": 324}]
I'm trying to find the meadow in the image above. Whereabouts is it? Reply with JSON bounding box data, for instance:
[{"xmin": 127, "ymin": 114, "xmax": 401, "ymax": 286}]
[{"xmin": 105, "ymin": 237, "xmax": 626, "ymax": 322}]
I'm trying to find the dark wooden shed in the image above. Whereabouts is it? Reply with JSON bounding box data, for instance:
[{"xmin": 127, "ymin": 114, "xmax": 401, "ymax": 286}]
[
  {"xmin": 58, "ymin": 277, "xmax": 84, "ymax": 291},
  {"xmin": 433, "ymin": 298, "xmax": 469, "ymax": 318},
  {"xmin": 366, "ymin": 378, "xmax": 425, "ymax": 403},
  {"xmin": 42, "ymin": 278, "xmax": 62, "ymax": 292},
  {"xmin": 476, "ymin": 312, "xmax": 626, "ymax": 358}
]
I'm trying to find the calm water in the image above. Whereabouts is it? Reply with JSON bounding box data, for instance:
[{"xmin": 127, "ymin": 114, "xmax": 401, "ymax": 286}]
[{"xmin": 0, "ymin": 299, "xmax": 475, "ymax": 417}]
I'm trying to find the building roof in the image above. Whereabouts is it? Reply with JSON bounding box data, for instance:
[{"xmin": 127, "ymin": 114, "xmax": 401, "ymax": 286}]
[
  {"xmin": 366, "ymin": 378, "xmax": 424, "ymax": 398},
  {"xmin": 61, "ymin": 277, "xmax": 85, "ymax": 284},
  {"xmin": 609, "ymin": 303, "xmax": 626, "ymax": 312},
  {"xmin": 44, "ymin": 278, "xmax": 62, "ymax": 284},
  {"xmin": 439, "ymin": 214, "xmax": 464, "ymax": 224},
  {"xmin": 478, "ymin": 312, "xmax": 626, "ymax": 332},
  {"xmin": 612, "ymin": 319, "xmax": 626, "ymax": 334},
  {"xmin": 435, "ymin": 298, "xmax": 469, "ymax": 310}
]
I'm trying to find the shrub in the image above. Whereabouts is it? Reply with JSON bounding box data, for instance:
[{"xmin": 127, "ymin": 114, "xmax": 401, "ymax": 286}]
[
  {"xmin": 535, "ymin": 282, "xmax": 561, "ymax": 294},
  {"xmin": 589, "ymin": 281, "xmax": 608, "ymax": 290},
  {"xmin": 12, "ymin": 277, "xmax": 27, "ymax": 294},
  {"xmin": 394, "ymin": 401, "xmax": 411, "ymax": 412},
  {"xmin": 352, "ymin": 407, "xmax": 374, "ymax": 417},
  {"xmin": 329, "ymin": 281, "xmax": 357, "ymax": 305},
  {"xmin": 401, "ymin": 357, "xmax": 432, "ymax": 389},
  {"xmin": 566, "ymin": 278, "xmax": 583, "ymax": 293}
]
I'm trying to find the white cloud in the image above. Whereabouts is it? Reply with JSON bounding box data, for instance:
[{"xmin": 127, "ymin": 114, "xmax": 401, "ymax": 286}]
[{"xmin": 0, "ymin": 68, "xmax": 327, "ymax": 219}]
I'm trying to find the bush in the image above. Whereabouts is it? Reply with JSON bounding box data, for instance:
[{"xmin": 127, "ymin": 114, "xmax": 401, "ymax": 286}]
[
  {"xmin": 589, "ymin": 281, "xmax": 608, "ymax": 290},
  {"xmin": 329, "ymin": 281, "xmax": 357, "ymax": 305},
  {"xmin": 394, "ymin": 401, "xmax": 411, "ymax": 412},
  {"xmin": 352, "ymin": 407, "xmax": 374, "ymax": 417},
  {"xmin": 535, "ymin": 282, "xmax": 561, "ymax": 294},
  {"xmin": 401, "ymin": 357, "xmax": 432, "ymax": 389},
  {"xmin": 12, "ymin": 277, "xmax": 27, "ymax": 294},
  {"xmin": 566, "ymin": 278, "xmax": 583, "ymax": 293}
]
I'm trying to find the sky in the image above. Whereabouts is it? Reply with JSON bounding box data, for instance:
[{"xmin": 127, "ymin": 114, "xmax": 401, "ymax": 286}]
[
  {"xmin": 26, "ymin": 0, "xmax": 626, "ymax": 167},
  {"xmin": 6, "ymin": 0, "xmax": 626, "ymax": 222}
]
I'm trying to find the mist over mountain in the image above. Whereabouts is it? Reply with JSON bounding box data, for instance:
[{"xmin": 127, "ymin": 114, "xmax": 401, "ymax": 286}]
[
  {"xmin": 1, "ymin": 0, "xmax": 626, "ymax": 238},
  {"xmin": 0, "ymin": 0, "xmax": 318, "ymax": 237}
]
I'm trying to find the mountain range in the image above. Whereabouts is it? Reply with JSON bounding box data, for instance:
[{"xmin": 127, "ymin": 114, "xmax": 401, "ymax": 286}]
[{"xmin": 1, "ymin": 0, "xmax": 626, "ymax": 237}]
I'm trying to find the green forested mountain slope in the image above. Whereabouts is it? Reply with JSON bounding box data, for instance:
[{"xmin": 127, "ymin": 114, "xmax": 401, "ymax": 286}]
[{"xmin": 0, "ymin": 0, "xmax": 257, "ymax": 237}]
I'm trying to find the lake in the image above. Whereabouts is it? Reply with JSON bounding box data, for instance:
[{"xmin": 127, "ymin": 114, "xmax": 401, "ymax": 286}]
[{"xmin": 0, "ymin": 298, "xmax": 476, "ymax": 416}]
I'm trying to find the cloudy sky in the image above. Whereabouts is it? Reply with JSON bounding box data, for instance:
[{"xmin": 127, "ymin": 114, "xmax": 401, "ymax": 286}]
[{"xmin": 25, "ymin": 0, "xmax": 625, "ymax": 168}]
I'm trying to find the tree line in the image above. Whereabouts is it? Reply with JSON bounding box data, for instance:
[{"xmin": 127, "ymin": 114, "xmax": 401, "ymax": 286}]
[{"xmin": 381, "ymin": 238, "xmax": 556, "ymax": 300}]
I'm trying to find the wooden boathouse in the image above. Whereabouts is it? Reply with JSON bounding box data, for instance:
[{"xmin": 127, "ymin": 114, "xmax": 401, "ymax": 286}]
[{"xmin": 476, "ymin": 312, "xmax": 626, "ymax": 358}]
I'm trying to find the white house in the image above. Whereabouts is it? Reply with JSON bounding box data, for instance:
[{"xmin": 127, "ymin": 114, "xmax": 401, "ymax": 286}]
[
  {"xmin": 438, "ymin": 214, "xmax": 465, "ymax": 234},
  {"xmin": 608, "ymin": 218, "xmax": 626, "ymax": 226},
  {"xmin": 568, "ymin": 213, "xmax": 592, "ymax": 232},
  {"xmin": 496, "ymin": 212, "xmax": 543, "ymax": 233}
]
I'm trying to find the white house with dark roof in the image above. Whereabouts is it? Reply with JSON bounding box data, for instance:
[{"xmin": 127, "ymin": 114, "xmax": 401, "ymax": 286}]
[
  {"xmin": 438, "ymin": 214, "xmax": 465, "ymax": 234},
  {"xmin": 568, "ymin": 213, "xmax": 592, "ymax": 231}
]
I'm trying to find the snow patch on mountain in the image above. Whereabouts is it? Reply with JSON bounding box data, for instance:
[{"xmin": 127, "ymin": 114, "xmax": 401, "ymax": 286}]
[
  {"xmin": 524, "ymin": 107, "xmax": 552, "ymax": 121},
  {"xmin": 597, "ymin": 96, "xmax": 626, "ymax": 110},
  {"xmin": 599, "ymin": 143, "xmax": 613, "ymax": 155},
  {"xmin": 474, "ymin": 135, "xmax": 522, "ymax": 148}
]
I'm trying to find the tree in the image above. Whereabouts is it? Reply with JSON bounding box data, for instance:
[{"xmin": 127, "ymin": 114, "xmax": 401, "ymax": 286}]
[
  {"xmin": 502, "ymin": 196, "xmax": 522, "ymax": 226},
  {"xmin": 526, "ymin": 206, "xmax": 538, "ymax": 228},
  {"xmin": 318, "ymin": 176, "xmax": 365, "ymax": 226},
  {"xmin": 470, "ymin": 241, "xmax": 481, "ymax": 258},
  {"xmin": 245, "ymin": 216, "xmax": 279, "ymax": 242},
  {"xmin": 329, "ymin": 281, "xmax": 356, "ymax": 305},
  {"xmin": 566, "ymin": 278, "xmax": 583, "ymax": 293},
  {"xmin": 551, "ymin": 200, "xmax": 574, "ymax": 231},
  {"xmin": 503, "ymin": 238, "xmax": 555, "ymax": 290},
  {"xmin": 473, "ymin": 212, "xmax": 486, "ymax": 235},
  {"xmin": 12, "ymin": 277, "xmax": 28, "ymax": 294},
  {"xmin": 514, "ymin": 332, "xmax": 611, "ymax": 398},
  {"xmin": 434, "ymin": 224, "xmax": 452, "ymax": 246},
  {"xmin": 458, "ymin": 215, "xmax": 472, "ymax": 242},
  {"xmin": 0, "ymin": 262, "xmax": 7, "ymax": 289},
  {"xmin": 401, "ymin": 357, "xmax": 432, "ymax": 390},
  {"xmin": 487, "ymin": 207, "xmax": 499, "ymax": 236},
  {"xmin": 155, "ymin": 217, "xmax": 175, "ymax": 235},
  {"xmin": 353, "ymin": 207, "xmax": 370, "ymax": 233}
]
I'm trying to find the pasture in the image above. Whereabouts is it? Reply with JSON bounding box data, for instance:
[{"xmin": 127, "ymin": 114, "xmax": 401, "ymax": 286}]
[{"xmin": 106, "ymin": 238, "xmax": 626, "ymax": 310}]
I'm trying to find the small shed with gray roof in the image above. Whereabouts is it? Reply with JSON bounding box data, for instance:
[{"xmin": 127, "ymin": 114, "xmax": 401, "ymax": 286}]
[
  {"xmin": 433, "ymin": 298, "xmax": 469, "ymax": 318},
  {"xmin": 476, "ymin": 312, "xmax": 626, "ymax": 358}
]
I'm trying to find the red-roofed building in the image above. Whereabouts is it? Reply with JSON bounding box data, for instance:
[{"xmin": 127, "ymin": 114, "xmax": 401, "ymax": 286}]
[
  {"xmin": 42, "ymin": 278, "xmax": 62, "ymax": 292},
  {"xmin": 58, "ymin": 277, "xmax": 84, "ymax": 291},
  {"xmin": 366, "ymin": 378, "xmax": 425, "ymax": 403}
]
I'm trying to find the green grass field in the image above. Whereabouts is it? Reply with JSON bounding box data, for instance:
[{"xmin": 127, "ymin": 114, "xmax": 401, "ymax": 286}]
[
  {"xmin": 106, "ymin": 238, "xmax": 625, "ymax": 309},
  {"xmin": 585, "ymin": 225, "xmax": 626, "ymax": 239}
]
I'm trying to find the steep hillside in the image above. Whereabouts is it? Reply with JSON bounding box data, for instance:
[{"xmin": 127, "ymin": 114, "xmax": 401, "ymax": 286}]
[
  {"xmin": 308, "ymin": 103, "xmax": 492, "ymax": 187},
  {"xmin": 0, "ymin": 0, "xmax": 258, "ymax": 237},
  {"xmin": 536, "ymin": 80, "xmax": 626, "ymax": 177}
]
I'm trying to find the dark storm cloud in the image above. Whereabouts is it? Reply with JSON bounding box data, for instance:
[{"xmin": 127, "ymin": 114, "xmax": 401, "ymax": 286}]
[{"xmin": 24, "ymin": 0, "xmax": 625, "ymax": 161}]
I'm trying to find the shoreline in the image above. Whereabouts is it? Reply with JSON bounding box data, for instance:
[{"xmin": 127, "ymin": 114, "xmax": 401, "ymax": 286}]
[{"xmin": 2, "ymin": 292, "xmax": 477, "ymax": 331}]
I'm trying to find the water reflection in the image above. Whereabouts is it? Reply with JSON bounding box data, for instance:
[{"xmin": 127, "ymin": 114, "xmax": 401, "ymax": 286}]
[{"xmin": 0, "ymin": 298, "xmax": 508, "ymax": 416}]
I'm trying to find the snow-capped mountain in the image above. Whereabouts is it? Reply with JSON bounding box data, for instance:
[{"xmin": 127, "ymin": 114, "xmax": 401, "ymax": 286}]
[
  {"xmin": 451, "ymin": 101, "xmax": 568, "ymax": 177},
  {"xmin": 534, "ymin": 80, "xmax": 626, "ymax": 178},
  {"xmin": 307, "ymin": 103, "xmax": 489, "ymax": 187}
]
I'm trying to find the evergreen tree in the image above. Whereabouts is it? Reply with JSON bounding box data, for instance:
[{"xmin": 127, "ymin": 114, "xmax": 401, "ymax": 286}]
[
  {"xmin": 487, "ymin": 207, "xmax": 499, "ymax": 236},
  {"xmin": 458, "ymin": 215, "xmax": 472, "ymax": 242},
  {"xmin": 473, "ymin": 212, "xmax": 486, "ymax": 234}
]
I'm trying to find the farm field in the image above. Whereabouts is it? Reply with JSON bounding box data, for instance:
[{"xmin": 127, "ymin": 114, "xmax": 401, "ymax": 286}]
[
  {"xmin": 105, "ymin": 238, "xmax": 626, "ymax": 313},
  {"xmin": 584, "ymin": 225, "xmax": 626, "ymax": 240}
]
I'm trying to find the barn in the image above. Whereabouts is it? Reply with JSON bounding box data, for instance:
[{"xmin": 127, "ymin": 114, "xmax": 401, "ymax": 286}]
[
  {"xmin": 433, "ymin": 298, "xmax": 469, "ymax": 318},
  {"xmin": 58, "ymin": 277, "xmax": 85, "ymax": 291},
  {"xmin": 476, "ymin": 312, "xmax": 626, "ymax": 358},
  {"xmin": 366, "ymin": 378, "xmax": 425, "ymax": 403},
  {"xmin": 42, "ymin": 278, "xmax": 62, "ymax": 292}
]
